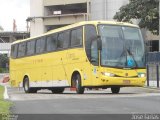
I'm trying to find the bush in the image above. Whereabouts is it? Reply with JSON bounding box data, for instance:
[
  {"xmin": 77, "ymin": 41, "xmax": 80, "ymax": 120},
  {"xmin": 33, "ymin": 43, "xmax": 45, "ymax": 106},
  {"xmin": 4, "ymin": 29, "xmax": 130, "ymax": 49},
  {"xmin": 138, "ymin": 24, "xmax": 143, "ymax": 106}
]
[
  {"xmin": 0, "ymin": 68, "xmax": 8, "ymax": 73},
  {"xmin": 0, "ymin": 68, "xmax": 2, "ymax": 73}
]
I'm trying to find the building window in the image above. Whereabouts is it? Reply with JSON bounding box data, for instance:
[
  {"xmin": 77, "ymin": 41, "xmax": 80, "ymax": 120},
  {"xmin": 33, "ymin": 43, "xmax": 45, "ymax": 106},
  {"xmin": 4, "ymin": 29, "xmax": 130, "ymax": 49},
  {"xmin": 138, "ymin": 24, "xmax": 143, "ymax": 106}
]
[{"xmin": 148, "ymin": 40, "xmax": 159, "ymax": 52}]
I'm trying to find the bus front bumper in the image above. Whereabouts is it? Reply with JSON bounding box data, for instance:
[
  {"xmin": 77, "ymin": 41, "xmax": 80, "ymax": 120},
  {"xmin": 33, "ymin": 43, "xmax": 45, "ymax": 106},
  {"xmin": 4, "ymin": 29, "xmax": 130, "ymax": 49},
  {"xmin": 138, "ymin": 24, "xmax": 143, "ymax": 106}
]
[{"xmin": 96, "ymin": 76, "xmax": 146, "ymax": 87}]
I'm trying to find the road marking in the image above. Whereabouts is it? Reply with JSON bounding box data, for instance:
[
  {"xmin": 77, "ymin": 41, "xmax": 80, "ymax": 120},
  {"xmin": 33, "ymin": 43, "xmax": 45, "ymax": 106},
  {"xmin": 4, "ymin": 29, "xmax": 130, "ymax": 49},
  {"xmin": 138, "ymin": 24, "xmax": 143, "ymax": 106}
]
[{"xmin": 142, "ymin": 87, "xmax": 160, "ymax": 91}]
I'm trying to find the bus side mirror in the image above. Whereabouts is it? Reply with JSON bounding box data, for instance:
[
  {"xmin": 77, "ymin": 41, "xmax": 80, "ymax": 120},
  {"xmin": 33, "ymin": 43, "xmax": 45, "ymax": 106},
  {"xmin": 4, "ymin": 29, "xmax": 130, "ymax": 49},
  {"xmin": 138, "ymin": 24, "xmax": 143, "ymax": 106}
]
[{"xmin": 97, "ymin": 36, "xmax": 102, "ymax": 50}]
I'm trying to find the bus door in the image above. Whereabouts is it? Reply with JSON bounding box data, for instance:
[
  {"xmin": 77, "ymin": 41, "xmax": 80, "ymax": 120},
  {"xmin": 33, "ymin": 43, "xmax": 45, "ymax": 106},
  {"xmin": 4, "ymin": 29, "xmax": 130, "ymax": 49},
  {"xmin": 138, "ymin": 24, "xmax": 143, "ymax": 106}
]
[
  {"xmin": 85, "ymin": 25, "xmax": 100, "ymax": 86},
  {"xmin": 90, "ymin": 39, "xmax": 100, "ymax": 85}
]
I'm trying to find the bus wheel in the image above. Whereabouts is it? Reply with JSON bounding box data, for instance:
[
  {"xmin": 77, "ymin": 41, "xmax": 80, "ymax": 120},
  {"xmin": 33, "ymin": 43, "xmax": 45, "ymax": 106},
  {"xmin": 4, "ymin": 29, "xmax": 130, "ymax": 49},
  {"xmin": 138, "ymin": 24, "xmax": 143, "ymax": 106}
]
[
  {"xmin": 23, "ymin": 77, "xmax": 37, "ymax": 93},
  {"xmin": 51, "ymin": 88, "xmax": 65, "ymax": 94},
  {"xmin": 111, "ymin": 87, "xmax": 120, "ymax": 94},
  {"xmin": 75, "ymin": 74, "xmax": 84, "ymax": 94},
  {"xmin": 30, "ymin": 88, "xmax": 38, "ymax": 93}
]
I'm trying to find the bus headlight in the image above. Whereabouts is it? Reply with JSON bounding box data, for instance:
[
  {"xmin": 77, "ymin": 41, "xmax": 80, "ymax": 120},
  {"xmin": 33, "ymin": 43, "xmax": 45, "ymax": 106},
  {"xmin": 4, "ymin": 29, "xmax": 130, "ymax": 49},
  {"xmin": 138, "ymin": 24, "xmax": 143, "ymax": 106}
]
[
  {"xmin": 101, "ymin": 72, "xmax": 115, "ymax": 77},
  {"xmin": 138, "ymin": 73, "xmax": 146, "ymax": 78}
]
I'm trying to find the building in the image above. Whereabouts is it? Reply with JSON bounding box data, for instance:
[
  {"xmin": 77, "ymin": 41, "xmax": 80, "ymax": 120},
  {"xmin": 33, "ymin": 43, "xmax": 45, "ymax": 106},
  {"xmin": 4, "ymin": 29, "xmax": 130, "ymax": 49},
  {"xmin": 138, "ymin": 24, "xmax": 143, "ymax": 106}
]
[
  {"xmin": 91, "ymin": 0, "xmax": 129, "ymax": 20},
  {"xmin": 28, "ymin": 0, "xmax": 129, "ymax": 37},
  {"xmin": 28, "ymin": 0, "xmax": 159, "ymax": 51},
  {"xmin": 0, "ymin": 32, "xmax": 29, "ymax": 56},
  {"xmin": 27, "ymin": 0, "xmax": 90, "ymax": 37}
]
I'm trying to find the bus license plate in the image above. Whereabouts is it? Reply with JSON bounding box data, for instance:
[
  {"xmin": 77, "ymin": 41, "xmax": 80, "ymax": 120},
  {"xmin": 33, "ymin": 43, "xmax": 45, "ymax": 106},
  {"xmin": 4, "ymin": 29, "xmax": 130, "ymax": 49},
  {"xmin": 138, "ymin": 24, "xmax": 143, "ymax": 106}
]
[{"xmin": 123, "ymin": 80, "xmax": 130, "ymax": 84}]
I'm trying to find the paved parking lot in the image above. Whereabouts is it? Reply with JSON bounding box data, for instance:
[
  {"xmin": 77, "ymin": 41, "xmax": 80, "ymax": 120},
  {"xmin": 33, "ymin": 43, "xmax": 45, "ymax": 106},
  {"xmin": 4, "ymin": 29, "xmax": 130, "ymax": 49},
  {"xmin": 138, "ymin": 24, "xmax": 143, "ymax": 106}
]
[
  {"xmin": 7, "ymin": 87, "xmax": 160, "ymax": 101},
  {"xmin": 5, "ymin": 87, "xmax": 159, "ymax": 114}
]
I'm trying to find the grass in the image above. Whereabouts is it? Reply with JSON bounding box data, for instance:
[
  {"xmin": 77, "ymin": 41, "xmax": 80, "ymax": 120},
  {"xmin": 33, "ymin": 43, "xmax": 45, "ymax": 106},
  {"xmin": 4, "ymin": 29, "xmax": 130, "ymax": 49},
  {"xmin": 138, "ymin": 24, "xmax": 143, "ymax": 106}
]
[
  {"xmin": 0, "ymin": 85, "xmax": 12, "ymax": 114},
  {"xmin": 0, "ymin": 68, "xmax": 9, "ymax": 73}
]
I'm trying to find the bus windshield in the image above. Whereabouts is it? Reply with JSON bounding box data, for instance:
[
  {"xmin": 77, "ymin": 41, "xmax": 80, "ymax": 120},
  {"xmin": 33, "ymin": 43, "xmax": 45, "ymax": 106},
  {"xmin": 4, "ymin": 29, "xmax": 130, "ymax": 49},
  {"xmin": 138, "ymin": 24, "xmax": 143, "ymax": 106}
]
[{"xmin": 98, "ymin": 25, "xmax": 145, "ymax": 68}]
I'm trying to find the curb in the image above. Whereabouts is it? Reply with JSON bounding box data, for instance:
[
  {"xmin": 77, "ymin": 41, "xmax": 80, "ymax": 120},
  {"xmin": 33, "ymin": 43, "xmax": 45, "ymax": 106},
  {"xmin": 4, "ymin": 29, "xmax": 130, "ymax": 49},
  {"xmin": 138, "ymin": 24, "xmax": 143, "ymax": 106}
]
[
  {"xmin": 143, "ymin": 86, "xmax": 160, "ymax": 91},
  {"xmin": 3, "ymin": 86, "xmax": 9, "ymax": 100}
]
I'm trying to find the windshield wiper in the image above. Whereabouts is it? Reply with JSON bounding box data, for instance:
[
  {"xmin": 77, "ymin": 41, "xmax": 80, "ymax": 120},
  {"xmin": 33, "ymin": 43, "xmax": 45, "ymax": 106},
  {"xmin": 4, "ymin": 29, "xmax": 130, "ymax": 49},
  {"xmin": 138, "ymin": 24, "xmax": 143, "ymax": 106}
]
[
  {"xmin": 115, "ymin": 48, "xmax": 138, "ymax": 68},
  {"xmin": 115, "ymin": 50, "xmax": 126, "ymax": 67}
]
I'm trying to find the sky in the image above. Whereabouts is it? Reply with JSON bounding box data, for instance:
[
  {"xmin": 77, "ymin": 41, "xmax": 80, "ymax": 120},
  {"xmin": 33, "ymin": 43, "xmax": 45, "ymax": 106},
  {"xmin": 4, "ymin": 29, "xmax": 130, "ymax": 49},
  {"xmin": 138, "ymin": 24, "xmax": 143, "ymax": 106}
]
[{"xmin": 0, "ymin": 0, "xmax": 30, "ymax": 31}]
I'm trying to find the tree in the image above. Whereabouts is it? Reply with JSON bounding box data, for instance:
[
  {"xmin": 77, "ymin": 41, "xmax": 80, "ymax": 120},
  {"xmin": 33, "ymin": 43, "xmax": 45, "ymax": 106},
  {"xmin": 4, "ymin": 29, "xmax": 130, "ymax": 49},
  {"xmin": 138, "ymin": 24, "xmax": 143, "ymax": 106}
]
[
  {"xmin": 113, "ymin": 0, "xmax": 159, "ymax": 35},
  {"xmin": 0, "ymin": 54, "xmax": 9, "ymax": 68}
]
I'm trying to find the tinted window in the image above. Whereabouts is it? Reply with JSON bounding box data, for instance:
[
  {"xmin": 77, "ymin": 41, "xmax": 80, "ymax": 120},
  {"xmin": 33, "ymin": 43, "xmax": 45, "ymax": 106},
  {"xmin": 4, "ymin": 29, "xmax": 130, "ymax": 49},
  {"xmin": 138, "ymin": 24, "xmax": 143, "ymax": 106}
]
[
  {"xmin": 36, "ymin": 37, "xmax": 46, "ymax": 54},
  {"xmin": 71, "ymin": 27, "xmax": 82, "ymax": 47},
  {"xmin": 11, "ymin": 44, "xmax": 18, "ymax": 58},
  {"xmin": 63, "ymin": 31, "xmax": 70, "ymax": 48},
  {"xmin": 85, "ymin": 25, "xmax": 97, "ymax": 61},
  {"xmin": 47, "ymin": 34, "xmax": 57, "ymax": 52},
  {"xmin": 57, "ymin": 33, "xmax": 64, "ymax": 49},
  {"xmin": 91, "ymin": 40, "xmax": 99, "ymax": 66},
  {"xmin": 27, "ymin": 40, "xmax": 35, "ymax": 55},
  {"xmin": 18, "ymin": 42, "xmax": 26, "ymax": 57}
]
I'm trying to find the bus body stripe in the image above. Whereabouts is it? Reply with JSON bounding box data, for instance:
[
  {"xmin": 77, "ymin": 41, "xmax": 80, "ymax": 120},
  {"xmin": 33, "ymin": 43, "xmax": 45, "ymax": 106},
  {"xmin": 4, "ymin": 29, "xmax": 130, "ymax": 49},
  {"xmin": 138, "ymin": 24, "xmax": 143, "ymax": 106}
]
[{"xmin": 19, "ymin": 80, "xmax": 70, "ymax": 88}]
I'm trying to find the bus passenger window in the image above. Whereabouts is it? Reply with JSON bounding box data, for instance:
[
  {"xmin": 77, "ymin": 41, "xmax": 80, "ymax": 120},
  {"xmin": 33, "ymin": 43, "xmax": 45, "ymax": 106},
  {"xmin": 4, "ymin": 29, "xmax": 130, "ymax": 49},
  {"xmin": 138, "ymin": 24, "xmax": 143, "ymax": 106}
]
[
  {"xmin": 27, "ymin": 40, "xmax": 35, "ymax": 56},
  {"xmin": 71, "ymin": 27, "xmax": 82, "ymax": 47},
  {"xmin": 46, "ymin": 34, "xmax": 57, "ymax": 52},
  {"xmin": 17, "ymin": 42, "xmax": 26, "ymax": 57},
  {"xmin": 57, "ymin": 33, "xmax": 64, "ymax": 49},
  {"xmin": 11, "ymin": 44, "xmax": 18, "ymax": 58},
  {"xmin": 36, "ymin": 38, "xmax": 46, "ymax": 54},
  {"xmin": 63, "ymin": 31, "xmax": 70, "ymax": 49}
]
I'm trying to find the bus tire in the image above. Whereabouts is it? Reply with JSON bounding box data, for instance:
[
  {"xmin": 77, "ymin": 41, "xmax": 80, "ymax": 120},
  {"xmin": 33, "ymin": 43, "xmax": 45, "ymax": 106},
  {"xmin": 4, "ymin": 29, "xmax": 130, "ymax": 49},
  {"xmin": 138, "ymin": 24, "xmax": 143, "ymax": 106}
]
[
  {"xmin": 30, "ymin": 88, "xmax": 38, "ymax": 93},
  {"xmin": 51, "ymin": 88, "xmax": 65, "ymax": 94},
  {"xmin": 75, "ymin": 74, "xmax": 84, "ymax": 94},
  {"xmin": 23, "ymin": 77, "xmax": 37, "ymax": 93},
  {"xmin": 111, "ymin": 86, "xmax": 120, "ymax": 94}
]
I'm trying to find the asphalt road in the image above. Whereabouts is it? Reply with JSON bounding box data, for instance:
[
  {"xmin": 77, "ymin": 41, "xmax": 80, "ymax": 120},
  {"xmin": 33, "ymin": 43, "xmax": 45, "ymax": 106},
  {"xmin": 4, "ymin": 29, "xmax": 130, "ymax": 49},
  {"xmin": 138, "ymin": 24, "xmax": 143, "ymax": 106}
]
[{"xmin": 6, "ymin": 87, "xmax": 160, "ymax": 120}]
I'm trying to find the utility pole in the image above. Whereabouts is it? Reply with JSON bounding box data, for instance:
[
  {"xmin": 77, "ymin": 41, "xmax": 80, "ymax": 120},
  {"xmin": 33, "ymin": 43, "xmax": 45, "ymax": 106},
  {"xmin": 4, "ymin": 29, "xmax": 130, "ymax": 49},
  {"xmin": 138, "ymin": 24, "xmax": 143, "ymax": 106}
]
[{"xmin": 13, "ymin": 19, "xmax": 17, "ymax": 32}]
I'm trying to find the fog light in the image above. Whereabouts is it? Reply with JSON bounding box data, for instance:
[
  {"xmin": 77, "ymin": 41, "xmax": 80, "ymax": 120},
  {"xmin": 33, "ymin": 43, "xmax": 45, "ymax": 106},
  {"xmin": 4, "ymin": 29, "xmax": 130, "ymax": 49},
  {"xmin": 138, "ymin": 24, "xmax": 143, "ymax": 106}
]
[{"xmin": 101, "ymin": 72, "xmax": 115, "ymax": 77}]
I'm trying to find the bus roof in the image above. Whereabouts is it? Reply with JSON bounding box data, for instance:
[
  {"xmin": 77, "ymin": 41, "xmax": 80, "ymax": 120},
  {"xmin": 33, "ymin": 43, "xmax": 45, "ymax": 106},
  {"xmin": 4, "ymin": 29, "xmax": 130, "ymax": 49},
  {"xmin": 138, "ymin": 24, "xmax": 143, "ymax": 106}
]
[{"xmin": 12, "ymin": 21, "xmax": 139, "ymax": 44}]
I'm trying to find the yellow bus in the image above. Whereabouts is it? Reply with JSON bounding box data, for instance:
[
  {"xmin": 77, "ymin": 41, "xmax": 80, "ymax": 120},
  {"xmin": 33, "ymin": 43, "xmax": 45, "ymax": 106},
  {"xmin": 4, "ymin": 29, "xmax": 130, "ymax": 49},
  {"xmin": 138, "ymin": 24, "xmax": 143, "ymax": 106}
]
[{"xmin": 10, "ymin": 21, "xmax": 146, "ymax": 94}]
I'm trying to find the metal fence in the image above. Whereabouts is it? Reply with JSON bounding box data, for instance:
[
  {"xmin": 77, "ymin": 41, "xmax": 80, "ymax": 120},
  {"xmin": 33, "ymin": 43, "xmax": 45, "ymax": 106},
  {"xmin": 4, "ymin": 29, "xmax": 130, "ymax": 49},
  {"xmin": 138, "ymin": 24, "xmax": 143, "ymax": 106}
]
[{"xmin": 147, "ymin": 52, "xmax": 160, "ymax": 88}]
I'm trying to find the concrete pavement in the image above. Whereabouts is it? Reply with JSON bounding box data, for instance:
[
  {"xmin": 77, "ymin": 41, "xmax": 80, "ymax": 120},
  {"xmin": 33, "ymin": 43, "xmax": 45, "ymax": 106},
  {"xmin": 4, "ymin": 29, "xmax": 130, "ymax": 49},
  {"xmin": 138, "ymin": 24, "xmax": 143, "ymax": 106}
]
[
  {"xmin": 1, "ymin": 83, "xmax": 160, "ymax": 120},
  {"xmin": 7, "ymin": 87, "xmax": 160, "ymax": 114}
]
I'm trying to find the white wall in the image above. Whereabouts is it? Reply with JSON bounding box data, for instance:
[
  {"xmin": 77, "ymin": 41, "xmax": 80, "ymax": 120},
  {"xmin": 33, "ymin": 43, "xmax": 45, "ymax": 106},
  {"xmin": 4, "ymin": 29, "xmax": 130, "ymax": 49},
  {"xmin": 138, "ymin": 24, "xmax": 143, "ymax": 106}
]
[
  {"xmin": 30, "ymin": 0, "xmax": 44, "ymax": 37},
  {"xmin": 91, "ymin": 0, "xmax": 129, "ymax": 20},
  {"xmin": 0, "ymin": 43, "xmax": 11, "ymax": 57},
  {"xmin": 106, "ymin": 0, "xmax": 129, "ymax": 20},
  {"xmin": 91, "ymin": 0, "xmax": 105, "ymax": 20}
]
